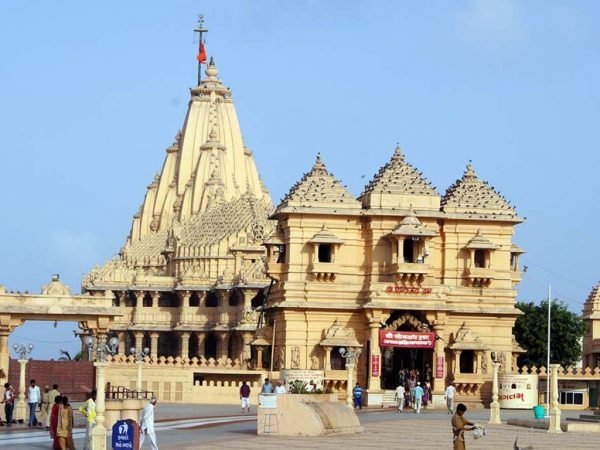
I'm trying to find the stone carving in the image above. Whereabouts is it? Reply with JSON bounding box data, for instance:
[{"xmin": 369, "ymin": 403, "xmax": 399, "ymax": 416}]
[
  {"xmin": 455, "ymin": 323, "xmax": 481, "ymax": 343},
  {"xmin": 41, "ymin": 277, "xmax": 71, "ymax": 296},
  {"xmin": 310, "ymin": 351, "xmax": 320, "ymax": 370},
  {"xmin": 481, "ymin": 353, "xmax": 489, "ymax": 375},
  {"xmin": 441, "ymin": 163, "xmax": 518, "ymax": 218},
  {"xmin": 291, "ymin": 346, "xmax": 301, "ymax": 369},
  {"xmin": 275, "ymin": 346, "xmax": 285, "ymax": 370},
  {"xmin": 498, "ymin": 352, "xmax": 506, "ymax": 373},
  {"xmin": 386, "ymin": 312, "xmax": 429, "ymax": 332}
]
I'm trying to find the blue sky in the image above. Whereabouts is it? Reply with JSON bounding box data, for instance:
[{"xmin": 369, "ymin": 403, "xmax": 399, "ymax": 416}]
[{"xmin": 1, "ymin": 1, "xmax": 599, "ymax": 360}]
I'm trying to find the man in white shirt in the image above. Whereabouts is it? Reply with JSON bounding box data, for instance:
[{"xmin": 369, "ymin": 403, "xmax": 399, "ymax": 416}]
[
  {"xmin": 274, "ymin": 381, "xmax": 286, "ymax": 394},
  {"xmin": 140, "ymin": 397, "xmax": 158, "ymax": 450},
  {"xmin": 395, "ymin": 383, "xmax": 406, "ymax": 413},
  {"xmin": 445, "ymin": 382, "xmax": 456, "ymax": 414},
  {"xmin": 27, "ymin": 379, "xmax": 41, "ymax": 426}
]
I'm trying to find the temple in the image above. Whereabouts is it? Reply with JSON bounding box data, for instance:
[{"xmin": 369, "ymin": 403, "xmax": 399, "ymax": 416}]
[{"xmin": 78, "ymin": 33, "xmax": 528, "ymax": 407}]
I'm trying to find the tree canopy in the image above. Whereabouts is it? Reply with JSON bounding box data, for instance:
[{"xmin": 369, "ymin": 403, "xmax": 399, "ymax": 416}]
[{"xmin": 514, "ymin": 299, "xmax": 586, "ymax": 368}]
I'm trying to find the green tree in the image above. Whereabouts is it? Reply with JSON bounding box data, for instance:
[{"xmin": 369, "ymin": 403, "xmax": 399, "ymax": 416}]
[{"xmin": 514, "ymin": 299, "xmax": 586, "ymax": 368}]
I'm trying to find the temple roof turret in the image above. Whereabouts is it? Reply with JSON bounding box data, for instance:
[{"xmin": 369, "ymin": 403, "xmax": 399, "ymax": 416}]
[
  {"xmin": 84, "ymin": 55, "xmax": 274, "ymax": 290},
  {"xmin": 359, "ymin": 145, "xmax": 440, "ymax": 211},
  {"xmin": 275, "ymin": 155, "xmax": 361, "ymax": 214},
  {"xmin": 583, "ymin": 282, "xmax": 600, "ymax": 318},
  {"xmin": 441, "ymin": 163, "xmax": 521, "ymax": 221}
]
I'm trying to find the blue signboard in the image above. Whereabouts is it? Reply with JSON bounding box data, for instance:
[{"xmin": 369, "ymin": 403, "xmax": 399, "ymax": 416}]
[{"xmin": 112, "ymin": 419, "xmax": 139, "ymax": 450}]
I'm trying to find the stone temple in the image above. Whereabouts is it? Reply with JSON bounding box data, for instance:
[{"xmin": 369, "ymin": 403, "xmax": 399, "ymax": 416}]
[
  {"xmin": 82, "ymin": 58, "xmax": 278, "ymax": 396},
  {"xmin": 74, "ymin": 39, "xmax": 532, "ymax": 407}
]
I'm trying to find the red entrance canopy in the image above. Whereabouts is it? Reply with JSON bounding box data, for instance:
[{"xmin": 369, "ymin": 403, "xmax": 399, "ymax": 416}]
[{"xmin": 379, "ymin": 330, "xmax": 435, "ymax": 349}]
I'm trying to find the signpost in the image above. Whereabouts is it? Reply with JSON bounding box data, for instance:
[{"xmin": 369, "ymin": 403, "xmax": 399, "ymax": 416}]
[
  {"xmin": 111, "ymin": 419, "xmax": 139, "ymax": 450},
  {"xmin": 498, "ymin": 374, "xmax": 538, "ymax": 409}
]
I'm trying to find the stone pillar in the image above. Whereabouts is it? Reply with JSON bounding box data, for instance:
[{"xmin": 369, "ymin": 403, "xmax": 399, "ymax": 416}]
[
  {"xmin": 512, "ymin": 353, "xmax": 519, "ymax": 371},
  {"xmin": 151, "ymin": 292, "xmax": 159, "ymax": 308},
  {"xmin": 548, "ymin": 364, "xmax": 562, "ymax": 433},
  {"xmin": 0, "ymin": 331, "xmax": 10, "ymax": 381},
  {"xmin": 15, "ymin": 359, "xmax": 28, "ymax": 421},
  {"xmin": 475, "ymin": 351, "xmax": 482, "ymax": 374},
  {"xmin": 489, "ymin": 361, "xmax": 501, "ymax": 424},
  {"xmin": 180, "ymin": 332, "xmax": 190, "ymax": 359},
  {"xmin": 345, "ymin": 361, "xmax": 355, "ymax": 408},
  {"xmin": 219, "ymin": 333, "xmax": 230, "ymax": 360},
  {"xmin": 324, "ymin": 346, "xmax": 332, "ymax": 371},
  {"xmin": 150, "ymin": 332, "xmax": 159, "ymax": 360},
  {"xmin": 367, "ymin": 320, "xmax": 381, "ymax": 391},
  {"xmin": 135, "ymin": 332, "xmax": 144, "ymax": 353},
  {"xmin": 256, "ymin": 346, "xmax": 264, "ymax": 370},
  {"xmin": 432, "ymin": 324, "xmax": 446, "ymax": 396},
  {"xmin": 454, "ymin": 350, "xmax": 462, "ymax": 375},
  {"xmin": 241, "ymin": 332, "xmax": 253, "ymax": 363},
  {"xmin": 180, "ymin": 291, "xmax": 191, "ymax": 308},
  {"xmin": 91, "ymin": 361, "xmax": 108, "ymax": 450},
  {"xmin": 117, "ymin": 332, "xmax": 125, "ymax": 355},
  {"xmin": 196, "ymin": 332, "xmax": 206, "ymax": 358}
]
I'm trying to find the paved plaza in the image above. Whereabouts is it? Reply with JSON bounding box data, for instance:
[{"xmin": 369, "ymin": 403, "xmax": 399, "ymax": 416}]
[{"xmin": 2, "ymin": 403, "xmax": 598, "ymax": 450}]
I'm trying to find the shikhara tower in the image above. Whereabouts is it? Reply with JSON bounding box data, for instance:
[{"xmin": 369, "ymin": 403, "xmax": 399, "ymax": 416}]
[{"xmin": 83, "ymin": 42, "xmax": 274, "ymax": 368}]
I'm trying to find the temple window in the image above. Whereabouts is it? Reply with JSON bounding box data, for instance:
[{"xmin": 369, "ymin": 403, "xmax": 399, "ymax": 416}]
[
  {"xmin": 189, "ymin": 292, "xmax": 200, "ymax": 307},
  {"xmin": 229, "ymin": 289, "xmax": 243, "ymax": 307},
  {"xmin": 159, "ymin": 292, "xmax": 179, "ymax": 307},
  {"xmin": 143, "ymin": 293, "xmax": 152, "ymax": 307},
  {"xmin": 318, "ymin": 244, "xmax": 333, "ymax": 263},
  {"xmin": 510, "ymin": 244, "xmax": 524, "ymax": 271},
  {"xmin": 251, "ymin": 290, "xmax": 265, "ymax": 308},
  {"xmin": 330, "ymin": 346, "xmax": 346, "ymax": 370},
  {"xmin": 112, "ymin": 293, "xmax": 121, "ymax": 307},
  {"xmin": 125, "ymin": 291, "xmax": 137, "ymax": 307},
  {"xmin": 460, "ymin": 350, "xmax": 475, "ymax": 374},
  {"xmin": 402, "ymin": 239, "xmax": 414, "ymax": 263},
  {"xmin": 474, "ymin": 249, "xmax": 487, "ymax": 268},
  {"xmin": 276, "ymin": 244, "xmax": 287, "ymax": 263},
  {"xmin": 204, "ymin": 333, "xmax": 218, "ymax": 359},
  {"xmin": 206, "ymin": 291, "xmax": 219, "ymax": 307}
]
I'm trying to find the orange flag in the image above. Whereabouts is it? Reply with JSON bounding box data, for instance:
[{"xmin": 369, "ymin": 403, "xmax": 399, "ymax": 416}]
[{"xmin": 197, "ymin": 42, "xmax": 207, "ymax": 64}]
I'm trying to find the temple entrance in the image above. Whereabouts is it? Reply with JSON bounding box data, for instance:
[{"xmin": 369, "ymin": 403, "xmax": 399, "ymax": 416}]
[{"xmin": 380, "ymin": 311, "xmax": 434, "ymax": 390}]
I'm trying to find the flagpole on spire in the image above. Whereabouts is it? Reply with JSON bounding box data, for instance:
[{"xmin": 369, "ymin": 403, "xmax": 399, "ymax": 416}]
[{"xmin": 194, "ymin": 14, "xmax": 208, "ymax": 85}]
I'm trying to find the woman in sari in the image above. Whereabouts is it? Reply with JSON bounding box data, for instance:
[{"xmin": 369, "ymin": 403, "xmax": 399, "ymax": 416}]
[
  {"xmin": 49, "ymin": 395, "xmax": 62, "ymax": 450},
  {"xmin": 56, "ymin": 396, "xmax": 75, "ymax": 450}
]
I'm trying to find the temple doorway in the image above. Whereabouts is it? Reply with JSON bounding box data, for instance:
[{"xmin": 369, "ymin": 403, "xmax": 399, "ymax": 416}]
[{"xmin": 380, "ymin": 311, "xmax": 434, "ymax": 390}]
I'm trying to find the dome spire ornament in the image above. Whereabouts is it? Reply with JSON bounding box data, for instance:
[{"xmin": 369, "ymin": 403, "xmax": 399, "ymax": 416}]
[{"xmin": 194, "ymin": 14, "xmax": 209, "ymax": 85}]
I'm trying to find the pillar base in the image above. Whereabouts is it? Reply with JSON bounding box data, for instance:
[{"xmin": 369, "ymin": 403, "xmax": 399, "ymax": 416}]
[
  {"xmin": 431, "ymin": 394, "xmax": 447, "ymax": 409},
  {"xmin": 548, "ymin": 409, "xmax": 562, "ymax": 433},
  {"xmin": 91, "ymin": 424, "xmax": 108, "ymax": 450},
  {"xmin": 15, "ymin": 400, "xmax": 27, "ymax": 422},
  {"xmin": 365, "ymin": 390, "xmax": 383, "ymax": 407},
  {"xmin": 488, "ymin": 402, "xmax": 501, "ymax": 424}
]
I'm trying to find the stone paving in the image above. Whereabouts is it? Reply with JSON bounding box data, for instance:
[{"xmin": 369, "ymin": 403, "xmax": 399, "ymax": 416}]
[{"xmin": 157, "ymin": 411, "xmax": 599, "ymax": 450}]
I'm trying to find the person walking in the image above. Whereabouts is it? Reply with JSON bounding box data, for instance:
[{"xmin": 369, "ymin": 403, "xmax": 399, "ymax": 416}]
[
  {"xmin": 40, "ymin": 385, "xmax": 51, "ymax": 428},
  {"xmin": 27, "ymin": 379, "xmax": 41, "ymax": 426},
  {"xmin": 49, "ymin": 395, "xmax": 62, "ymax": 450},
  {"xmin": 445, "ymin": 382, "xmax": 456, "ymax": 414},
  {"xmin": 47, "ymin": 384, "xmax": 61, "ymax": 429},
  {"xmin": 352, "ymin": 382, "xmax": 363, "ymax": 409},
  {"xmin": 239, "ymin": 381, "xmax": 251, "ymax": 413},
  {"xmin": 79, "ymin": 390, "xmax": 96, "ymax": 450},
  {"xmin": 394, "ymin": 383, "xmax": 405, "ymax": 413},
  {"xmin": 260, "ymin": 378, "xmax": 273, "ymax": 394},
  {"xmin": 56, "ymin": 396, "xmax": 75, "ymax": 450},
  {"xmin": 451, "ymin": 403, "xmax": 475, "ymax": 450},
  {"xmin": 2, "ymin": 383, "xmax": 15, "ymax": 426},
  {"xmin": 413, "ymin": 382, "xmax": 424, "ymax": 414},
  {"xmin": 140, "ymin": 397, "xmax": 159, "ymax": 450}
]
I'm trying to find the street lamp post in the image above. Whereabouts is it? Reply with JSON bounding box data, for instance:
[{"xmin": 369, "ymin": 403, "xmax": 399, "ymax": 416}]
[
  {"xmin": 130, "ymin": 346, "xmax": 149, "ymax": 394},
  {"xmin": 12, "ymin": 343, "xmax": 33, "ymax": 422},
  {"xmin": 86, "ymin": 334, "xmax": 119, "ymax": 450},
  {"xmin": 339, "ymin": 346, "xmax": 362, "ymax": 408},
  {"xmin": 488, "ymin": 361, "xmax": 501, "ymax": 424}
]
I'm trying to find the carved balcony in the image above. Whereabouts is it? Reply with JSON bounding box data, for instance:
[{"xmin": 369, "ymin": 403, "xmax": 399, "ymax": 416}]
[
  {"xmin": 308, "ymin": 262, "xmax": 339, "ymax": 281},
  {"xmin": 388, "ymin": 262, "xmax": 430, "ymax": 283},
  {"xmin": 464, "ymin": 267, "xmax": 495, "ymax": 287}
]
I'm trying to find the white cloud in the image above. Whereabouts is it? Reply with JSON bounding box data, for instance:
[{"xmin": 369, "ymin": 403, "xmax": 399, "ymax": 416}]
[{"xmin": 456, "ymin": 0, "xmax": 527, "ymax": 46}]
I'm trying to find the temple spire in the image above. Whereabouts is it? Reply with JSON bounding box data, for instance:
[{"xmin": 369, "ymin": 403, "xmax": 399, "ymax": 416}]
[{"xmin": 194, "ymin": 15, "xmax": 208, "ymax": 85}]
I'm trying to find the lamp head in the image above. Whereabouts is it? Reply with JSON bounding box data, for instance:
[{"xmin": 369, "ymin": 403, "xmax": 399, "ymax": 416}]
[
  {"xmin": 85, "ymin": 336, "xmax": 94, "ymax": 346},
  {"xmin": 130, "ymin": 347, "xmax": 136, "ymax": 354},
  {"xmin": 108, "ymin": 336, "xmax": 119, "ymax": 348}
]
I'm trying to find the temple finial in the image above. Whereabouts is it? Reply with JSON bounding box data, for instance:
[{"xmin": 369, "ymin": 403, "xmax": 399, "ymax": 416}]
[{"xmin": 194, "ymin": 14, "xmax": 208, "ymax": 85}]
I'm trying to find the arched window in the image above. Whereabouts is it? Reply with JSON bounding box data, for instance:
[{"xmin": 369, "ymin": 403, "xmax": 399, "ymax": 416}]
[
  {"xmin": 330, "ymin": 347, "xmax": 346, "ymax": 370},
  {"xmin": 143, "ymin": 293, "xmax": 152, "ymax": 307},
  {"xmin": 125, "ymin": 292, "xmax": 137, "ymax": 307},
  {"xmin": 159, "ymin": 292, "xmax": 179, "ymax": 307},
  {"xmin": 229, "ymin": 289, "xmax": 243, "ymax": 307},
  {"xmin": 188, "ymin": 333, "xmax": 199, "ymax": 359},
  {"xmin": 460, "ymin": 350, "xmax": 475, "ymax": 374},
  {"xmin": 189, "ymin": 292, "xmax": 200, "ymax": 307},
  {"xmin": 157, "ymin": 332, "xmax": 179, "ymax": 358},
  {"xmin": 204, "ymin": 333, "xmax": 218, "ymax": 359},
  {"xmin": 206, "ymin": 291, "xmax": 219, "ymax": 308},
  {"xmin": 474, "ymin": 250, "xmax": 486, "ymax": 268},
  {"xmin": 251, "ymin": 290, "xmax": 265, "ymax": 309}
]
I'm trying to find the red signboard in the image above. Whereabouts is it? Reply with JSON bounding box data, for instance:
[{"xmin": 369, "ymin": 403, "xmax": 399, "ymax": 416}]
[
  {"xmin": 379, "ymin": 330, "xmax": 436, "ymax": 349},
  {"xmin": 436, "ymin": 356, "xmax": 444, "ymax": 378},
  {"xmin": 371, "ymin": 355, "xmax": 380, "ymax": 377}
]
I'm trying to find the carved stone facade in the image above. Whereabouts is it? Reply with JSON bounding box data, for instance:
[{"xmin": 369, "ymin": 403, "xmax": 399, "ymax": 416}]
[
  {"xmin": 81, "ymin": 61, "xmax": 275, "ymax": 380},
  {"xmin": 264, "ymin": 148, "xmax": 526, "ymax": 407}
]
